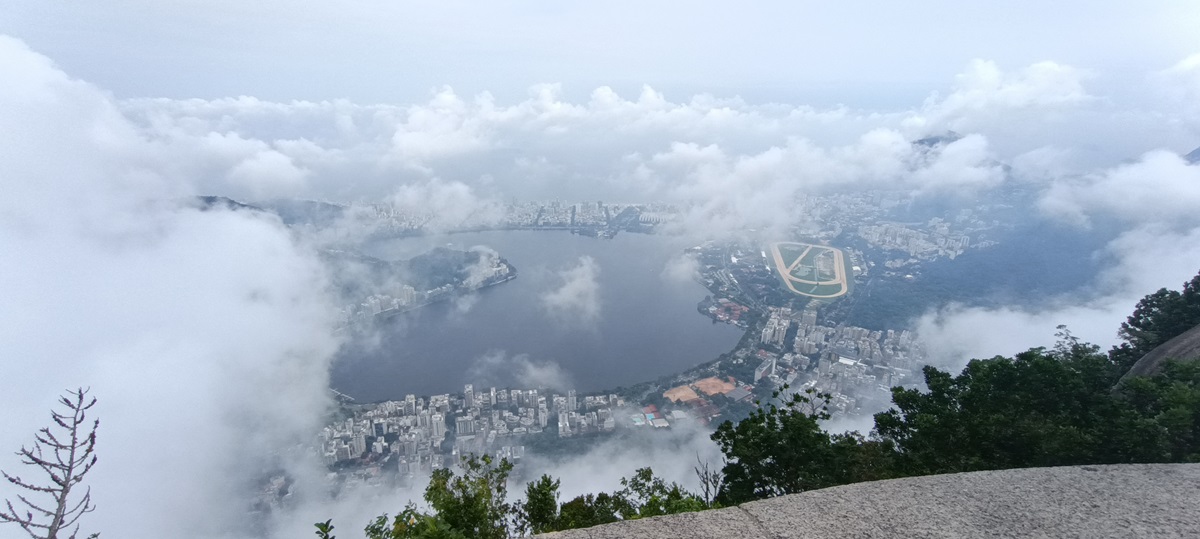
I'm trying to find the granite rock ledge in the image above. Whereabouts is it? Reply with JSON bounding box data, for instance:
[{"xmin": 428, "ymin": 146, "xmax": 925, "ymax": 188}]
[{"xmin": 543, "ymin": 464, "xmax": 1200, "ymax": 538}]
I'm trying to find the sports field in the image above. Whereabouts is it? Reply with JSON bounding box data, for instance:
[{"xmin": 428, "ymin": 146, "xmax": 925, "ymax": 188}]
[{"xmin": 769, "ymin": 242, "xmax": 850, "ymax": 298}]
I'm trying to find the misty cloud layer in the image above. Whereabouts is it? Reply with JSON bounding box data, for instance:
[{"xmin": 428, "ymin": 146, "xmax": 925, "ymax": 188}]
[
  {"xmin": 917, "ymin": 149, "xmax": 1200, "ymax": 368},
  {"xmin": 0, "ymin": 36, "xmax": 341, "ymax": 538},
  {"xmin": 99, "ymin": 54, "xmax": 1199, "ymax": 253},
  {"xmin": 468, "ymin": 350, "xmax": 574, "ymax": 392},
  {"xmin": 1, "ymin": 7, "xmax": 1199, "ymax": 535},
  {"xmin": 540, "ymin": 256, "xmax": 603, "ymax": 325}
]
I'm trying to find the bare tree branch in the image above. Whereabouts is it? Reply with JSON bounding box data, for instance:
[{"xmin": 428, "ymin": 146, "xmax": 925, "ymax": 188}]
[{"xmin": 0, "ymin": 388, "xmax": 100, "ymax": 539}]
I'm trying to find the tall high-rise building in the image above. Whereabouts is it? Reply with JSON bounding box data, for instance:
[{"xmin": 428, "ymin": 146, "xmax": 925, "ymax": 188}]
[
  {"xmin": 455, "ymin": 416, "xmax": 475, "ymax": 435},
  {"xmin": 351, "ymin": 433, "xmax": 367, "ymax": 457},
  {"xmin": 567, "ymin": 389, "xmax": 577, "ymax": 412},
  {"xmin": 399, "ymin": 285, "xmax": 417, "ymax": 305},
  {"xmin": 558, "ymin": 410, "xmax": 571, "ymax": 437},
  {"xmin": 755, "ymin": 357, "xmax": 776, "ymax": 382},
  {"xmin": 464, "ymin": 384, "xmax": 475, "ymax": 409},
  {"xmin": 760, "ymin": 317, "xmax": 790, "ymax": 347},
  {"xmin": 431, "ymin": 413, "xmax": 446, "ymax": 439}
]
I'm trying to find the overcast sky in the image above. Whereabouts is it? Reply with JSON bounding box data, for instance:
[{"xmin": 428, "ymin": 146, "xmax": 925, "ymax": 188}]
[
  {"xmin": 3, "ymin": 3, "xmax": 1200, "ymax": 538},
  {"xmin": 3, "ymin": 1, "xmax": 1198, "ymax": 105}
]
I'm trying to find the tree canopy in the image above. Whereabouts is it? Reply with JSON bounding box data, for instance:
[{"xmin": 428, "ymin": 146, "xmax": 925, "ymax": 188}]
[{"xmin": 1110, "ymin": 272, "xmax": 1200, "ymax": 371}]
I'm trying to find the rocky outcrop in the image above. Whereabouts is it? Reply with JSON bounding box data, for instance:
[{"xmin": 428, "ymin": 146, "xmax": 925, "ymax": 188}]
[
  {"xmin": 1121, "ymin": 323, "xmax": 1200, "ymax": 381},
  {"xmin": 544, "ymin": 464, "xmax": 1200, "ymax": 538}
]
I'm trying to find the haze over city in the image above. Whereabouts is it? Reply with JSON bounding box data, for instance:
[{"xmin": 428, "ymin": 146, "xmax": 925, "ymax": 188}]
[{"xmin": 2, "ymin": 2, "xmax": 1200, "ymax": 538}]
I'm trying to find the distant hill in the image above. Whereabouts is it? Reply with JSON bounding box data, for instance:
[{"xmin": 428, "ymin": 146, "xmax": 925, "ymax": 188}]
[
  {"xmin": 321, "ymin": 246, "xmax": 495, "ymax": 300},
  {"xmin": 192, "ymin": 196, "xmax": 267, "ymax": 213},
  {"xmin": 1186, "ymin": 146, "xmax": 1200, "ymax": 165},
  {"xmin": 912, "ymin": 131, "xmax": 963, "ymax": 148},
  {"xmin": 255, "ymin": 198, "xmax": 348, "ymax": 227}
]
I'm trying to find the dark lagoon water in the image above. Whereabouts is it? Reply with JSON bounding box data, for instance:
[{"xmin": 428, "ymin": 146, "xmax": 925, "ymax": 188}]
[{"xmin": 330, "ymin": 230, "xmax": 745, "ymax": 401}]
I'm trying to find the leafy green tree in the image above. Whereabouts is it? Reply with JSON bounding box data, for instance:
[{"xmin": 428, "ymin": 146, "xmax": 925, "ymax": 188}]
[
  {"xmin": 1110, "ymin": 272, "xmax": 1200, "ymax": 371},
  {"xmin": 358, "ymin": 455, "xmax": 517, "ymax": 539},
  {"xmin": 1117, "ymin": 360, "xmax": 1200, "ymax": 462},
  {"xmin": 711, "ymin": 388, "xmax": 881, "ymax": 504},
  {"xmin": 519, "ymin": 475, "xmax": 560, "ymax": 534},
  {"xmin": 339, "ymin": 458, "xmax": 713, "ymax": 537},
  {"xmin": 616, "ymin": 468, "xmax": 705, "ymax": 519},
  {"xmin": 423, "ymin": 455, "xmax": 516, "ymax": 539},
  {"xmin": 314, "ymin": 519, "xmax": 336, "ymax": 539},
  {"xmin": 364, "ymin": 505, "xmax": 466, "ymax": 539},
  {"xmin": 874, "ymin": 344, "xmax": 1156, "ymax": 476},
  {"xmin": 555, "ymin": 493, "xmax": 625, "ymax": 531}
]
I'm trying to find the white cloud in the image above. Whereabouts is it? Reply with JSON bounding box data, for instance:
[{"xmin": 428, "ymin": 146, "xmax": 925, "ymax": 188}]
[
  {"xmin": 385, "ymin": 178, "xmax": 505, "ymax": 232},
  {"xmin": 518, "ymin": 418, "xmax": 723, "ymax": 502},
  {"xmin": 1039, "ymin": 149, "xmax": 1200, "ymax": 227},
  {"xmin": 540, "ymin": 256, "xmax": 602, "ymax": 325},
  {"xmin": 910, "ymin": 59, "xmax": 1092, "ymax": 132},
  {"xmin": 226, "ymin": 148, "xmax": 311, "ymax": 198},
  {"xmin": 916, "ymin": 153, "xmax": 1200, "ymax": 371},
  {"xmin": 95, "ymin": 54, "xmax": 1196, "ymax": 215},
  {"xmin": 915, "ymin": 299, "xmax": 1127, "ymax": 370},
  {"xmin": 955, "ymin": 60, "xmax": 1090, "ymax": 107},
  {"xmin": 0, "ymin": 35, "xmax": 342, "ymax": 539},
  {"xmin": 1156, "ymin": 52, "xmax": 1200, "ymax": 121},
  {"xmin": 913, "ymin": 237, "xmax": 1200, "ymax": 372},
  {"xmin": 467, "ymin": 350, "xmax": 573, "ymax": 391},
  {"xmin": 639, "ymin": 129, "xmax": 1004, "ymax": 238},
  {"xmin": 907, "ymin": 134, "xmax": 1004, "ymax": 193},
  {"xmin": 661, "ymin": 252, "xmax": 701, "ymax": 285},
  {"xmin": 389, "ymin": 87, "xmax": 494, "ymax": 165}
]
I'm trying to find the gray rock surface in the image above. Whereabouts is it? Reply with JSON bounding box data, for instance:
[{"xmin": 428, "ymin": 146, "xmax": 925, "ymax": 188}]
[
  {"xmin": 1121, "ymin": 323, "xmax": 1200, "ymax": 381},
  {"xmin": 543, "ymin": 464, "xmax": 1200, "ymax": 538}
]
